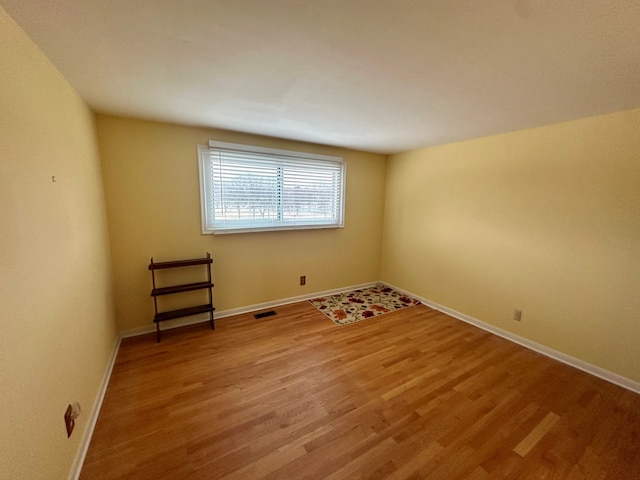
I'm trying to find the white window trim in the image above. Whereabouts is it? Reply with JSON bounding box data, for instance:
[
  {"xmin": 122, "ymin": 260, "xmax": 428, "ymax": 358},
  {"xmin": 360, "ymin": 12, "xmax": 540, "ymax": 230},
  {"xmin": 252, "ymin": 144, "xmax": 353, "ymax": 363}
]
[{"xmin": 198, "ymin": 141, "xmax": 346, "ymax": 235}]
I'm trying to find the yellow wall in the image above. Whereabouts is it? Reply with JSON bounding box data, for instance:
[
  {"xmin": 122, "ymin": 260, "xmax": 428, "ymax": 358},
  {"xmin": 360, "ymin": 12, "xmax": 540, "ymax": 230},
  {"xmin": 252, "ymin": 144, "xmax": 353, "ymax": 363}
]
[
  {"xmin": 381, "ymin": 109, "xmax": 640, "ymax": 382},
  {"xmin": 0, "ymin": 7, "xmax": 117, "ymax": 479},
  {"xmin": 95, "ymin": 115, "xmax": 387, "ymax": 332}
]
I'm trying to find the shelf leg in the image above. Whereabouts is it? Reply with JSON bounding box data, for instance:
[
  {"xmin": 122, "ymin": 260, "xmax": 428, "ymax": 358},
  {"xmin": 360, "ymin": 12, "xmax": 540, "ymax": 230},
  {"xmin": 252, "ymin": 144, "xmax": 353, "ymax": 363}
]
[
  {"xmin": 156, "ymin": 322, "xmax": 161, "ymax": 343},
  {"xmin": 210, "ymin": 311, "xmax": 215, "ymax": 331}
]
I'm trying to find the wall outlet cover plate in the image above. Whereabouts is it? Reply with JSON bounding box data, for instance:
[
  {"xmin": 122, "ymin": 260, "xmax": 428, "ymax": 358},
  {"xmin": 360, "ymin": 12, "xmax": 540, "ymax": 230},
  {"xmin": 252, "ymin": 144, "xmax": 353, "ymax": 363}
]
[{"xmin": 64, "ymin": 404, "xmax": 75, "ymax": 437}]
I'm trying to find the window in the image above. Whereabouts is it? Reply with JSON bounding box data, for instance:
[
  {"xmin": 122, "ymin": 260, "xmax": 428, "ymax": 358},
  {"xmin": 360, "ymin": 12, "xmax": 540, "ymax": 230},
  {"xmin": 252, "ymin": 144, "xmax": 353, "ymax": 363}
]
[{"xmin": 198, "ymin": 141, "xmax": 345, "ymax": 234}]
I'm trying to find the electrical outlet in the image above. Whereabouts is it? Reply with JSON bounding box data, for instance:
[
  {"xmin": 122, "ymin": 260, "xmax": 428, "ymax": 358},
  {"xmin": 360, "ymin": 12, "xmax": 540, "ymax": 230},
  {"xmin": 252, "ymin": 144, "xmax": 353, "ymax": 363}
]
[
  {"xmin": 64, "ymin": 405, "xmax": 75, "ymax": 437},
  {"xmin": 64, "ymin": 402, "xmax": 81, "ymax": 438},
  {"xmin": 513, "ymin": 309, "xmax": 522, "ymax": 321},
  {"xmin": 300, "ymin": 275, "xmax": 306, "ymax": 286}
]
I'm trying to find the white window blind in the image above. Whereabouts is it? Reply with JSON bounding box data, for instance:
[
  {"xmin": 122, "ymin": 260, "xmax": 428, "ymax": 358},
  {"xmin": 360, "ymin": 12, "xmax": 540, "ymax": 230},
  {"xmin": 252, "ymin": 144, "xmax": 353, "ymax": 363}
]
[{"xmin": 198, "ymin": 141, "xmax": 345, "ymax": 234}]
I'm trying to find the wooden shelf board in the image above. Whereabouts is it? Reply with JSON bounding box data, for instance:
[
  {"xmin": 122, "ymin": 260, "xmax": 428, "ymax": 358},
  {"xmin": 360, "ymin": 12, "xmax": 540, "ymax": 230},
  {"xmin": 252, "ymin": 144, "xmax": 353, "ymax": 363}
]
[
  {"xmin": 153, "ymin": 304, "xmax": 215, "ymax": 323},
  {"xmin": 151, "ymin": 282, "xmax": 214, "ymax": 296},
  {"xmin": 149, "ymin": 257, "xmax": 212, "ymax": 270}
]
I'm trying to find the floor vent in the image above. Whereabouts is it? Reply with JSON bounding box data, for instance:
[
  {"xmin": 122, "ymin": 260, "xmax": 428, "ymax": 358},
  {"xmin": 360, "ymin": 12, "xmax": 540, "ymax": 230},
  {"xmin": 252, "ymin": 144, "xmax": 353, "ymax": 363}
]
[{"xmin": 254, "ymin": 310, "xmax": 276, "ymax": 319}]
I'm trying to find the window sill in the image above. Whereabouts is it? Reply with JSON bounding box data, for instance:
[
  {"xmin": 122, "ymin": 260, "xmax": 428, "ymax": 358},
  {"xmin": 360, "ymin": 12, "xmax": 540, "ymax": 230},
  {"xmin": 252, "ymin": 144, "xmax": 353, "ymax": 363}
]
[{"xmin": 202, "ymin": 224, "xmax": 344, "ymax": 235}]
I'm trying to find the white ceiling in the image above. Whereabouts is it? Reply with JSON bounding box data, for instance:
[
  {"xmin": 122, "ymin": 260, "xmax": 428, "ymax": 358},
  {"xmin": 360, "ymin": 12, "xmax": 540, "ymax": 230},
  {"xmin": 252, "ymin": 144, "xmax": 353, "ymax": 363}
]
[{"xmin": 3, "ymin": 0, "xmax": 640, "ymax": 154}]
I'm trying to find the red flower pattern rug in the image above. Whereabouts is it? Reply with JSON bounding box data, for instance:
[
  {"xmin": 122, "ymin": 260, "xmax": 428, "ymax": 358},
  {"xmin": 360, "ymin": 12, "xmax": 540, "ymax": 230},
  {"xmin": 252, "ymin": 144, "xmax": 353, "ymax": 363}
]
[{"xmin": 308, "ymin": 285, "xmax": 420, "ymax": 326}]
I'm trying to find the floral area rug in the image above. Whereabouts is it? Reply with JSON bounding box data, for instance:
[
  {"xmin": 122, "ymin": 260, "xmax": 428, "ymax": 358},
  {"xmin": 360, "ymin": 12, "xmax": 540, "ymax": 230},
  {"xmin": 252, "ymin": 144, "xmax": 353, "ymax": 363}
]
[{"xmin": 308, "ymin": 285, "xmax": 420, "ymax": 326}]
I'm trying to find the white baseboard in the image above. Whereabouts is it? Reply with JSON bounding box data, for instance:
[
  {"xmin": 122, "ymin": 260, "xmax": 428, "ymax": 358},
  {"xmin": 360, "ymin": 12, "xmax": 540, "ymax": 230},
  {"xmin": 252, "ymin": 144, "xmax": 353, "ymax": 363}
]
[
  {"xmin": 67, "ymin": 335, "xmax": 122, "ymax": 480},
  {"xmin": 382, "ymin": 282, "xmax": 640, "ymax": 395},
  {"xmin": 119, "ymin": 281, "xmax": 380, "ymax": 338}
]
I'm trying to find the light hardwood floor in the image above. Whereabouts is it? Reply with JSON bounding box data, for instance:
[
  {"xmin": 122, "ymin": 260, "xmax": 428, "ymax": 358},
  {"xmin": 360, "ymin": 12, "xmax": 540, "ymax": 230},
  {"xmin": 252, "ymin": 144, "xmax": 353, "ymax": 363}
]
[{"xmin": 80, "ymin": 301, "xmax": 640, "ymax": 479}]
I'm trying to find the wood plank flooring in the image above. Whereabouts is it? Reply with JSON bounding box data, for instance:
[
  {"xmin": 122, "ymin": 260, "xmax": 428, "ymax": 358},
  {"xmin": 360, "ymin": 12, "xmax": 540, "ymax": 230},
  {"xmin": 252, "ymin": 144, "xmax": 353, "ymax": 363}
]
[{"xmin": 80, "ymin": 302, "xmax": 640, "ymax": 479}]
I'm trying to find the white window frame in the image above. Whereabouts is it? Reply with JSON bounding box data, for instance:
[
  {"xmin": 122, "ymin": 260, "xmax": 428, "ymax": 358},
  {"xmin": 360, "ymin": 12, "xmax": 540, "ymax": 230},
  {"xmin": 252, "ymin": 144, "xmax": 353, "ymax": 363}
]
[{"xmin": 198, "ymin": 141, "xmax": 346, "ymax": 234}]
